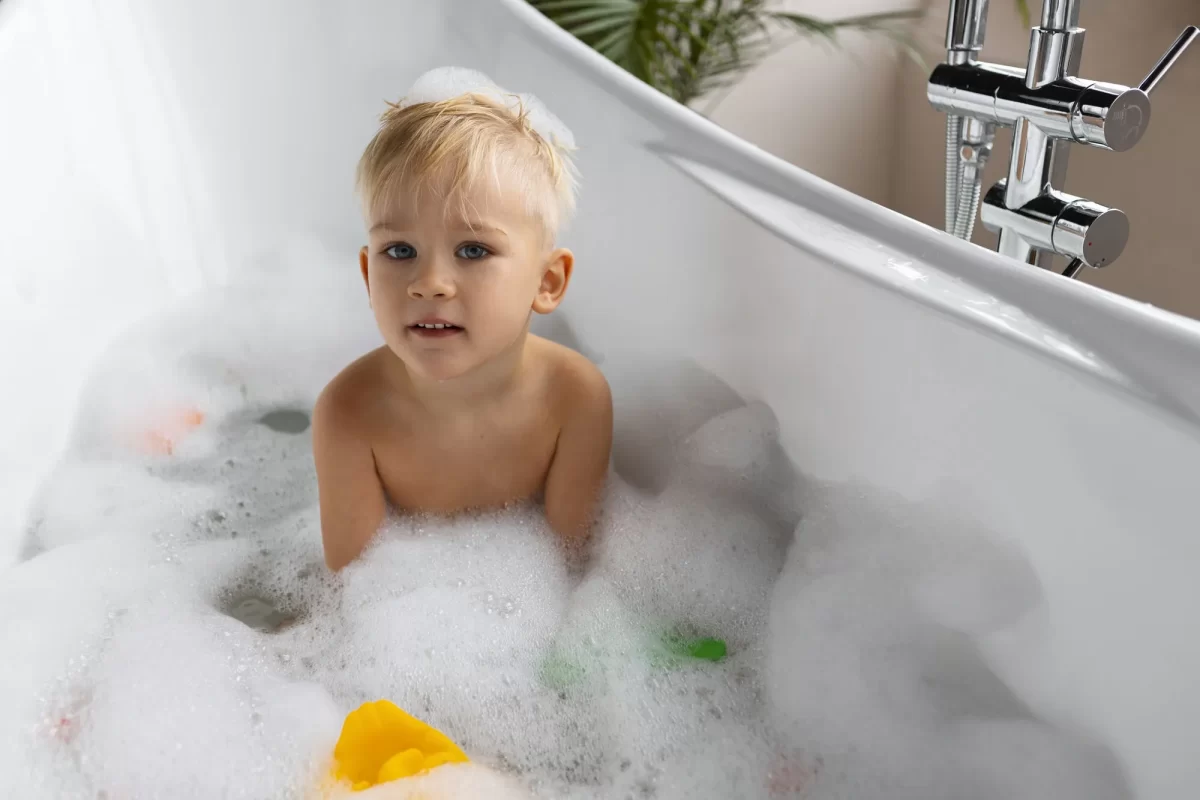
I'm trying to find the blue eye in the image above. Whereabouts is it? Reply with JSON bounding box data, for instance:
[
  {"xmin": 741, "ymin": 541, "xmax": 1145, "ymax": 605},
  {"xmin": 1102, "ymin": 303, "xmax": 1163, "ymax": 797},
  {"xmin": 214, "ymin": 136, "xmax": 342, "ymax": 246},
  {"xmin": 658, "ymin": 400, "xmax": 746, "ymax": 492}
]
[
  {"xmin": 456, "ymin": 243, "xmax": 489, "ymax": 260},
  {"xmin": 384, "ymin": 243, "xmax": 416, "ymax": 260}
]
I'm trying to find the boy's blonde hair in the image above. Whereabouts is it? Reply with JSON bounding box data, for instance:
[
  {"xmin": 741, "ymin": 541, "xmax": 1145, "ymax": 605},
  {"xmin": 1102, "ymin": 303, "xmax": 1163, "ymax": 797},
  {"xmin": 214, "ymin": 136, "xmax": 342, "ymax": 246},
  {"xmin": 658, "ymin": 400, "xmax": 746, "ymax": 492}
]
[{"xmin": 356, "ymin": 92, "xmax": 578, "ymax": 242}]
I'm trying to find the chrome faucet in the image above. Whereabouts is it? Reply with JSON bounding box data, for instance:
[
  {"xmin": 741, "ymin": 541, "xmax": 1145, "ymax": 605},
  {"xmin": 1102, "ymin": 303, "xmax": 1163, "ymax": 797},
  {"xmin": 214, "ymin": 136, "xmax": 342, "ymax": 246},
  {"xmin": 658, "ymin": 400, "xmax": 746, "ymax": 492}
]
[{"xmin": 928, "ymin": 0, "xmax": 1197, "ymax": 278}]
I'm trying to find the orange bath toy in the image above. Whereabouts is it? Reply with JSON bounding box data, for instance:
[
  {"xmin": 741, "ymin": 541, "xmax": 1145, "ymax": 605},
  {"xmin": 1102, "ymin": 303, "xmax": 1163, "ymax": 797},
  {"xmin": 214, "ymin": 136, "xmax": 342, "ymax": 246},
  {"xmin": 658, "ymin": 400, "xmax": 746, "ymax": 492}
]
[
  {"xmin": 136, "ymin": 407, "xmax": 206, "ymax": 455},
  {"xmin": 331, "ymin": 700, "xmax": 469, "ymax": 791}
]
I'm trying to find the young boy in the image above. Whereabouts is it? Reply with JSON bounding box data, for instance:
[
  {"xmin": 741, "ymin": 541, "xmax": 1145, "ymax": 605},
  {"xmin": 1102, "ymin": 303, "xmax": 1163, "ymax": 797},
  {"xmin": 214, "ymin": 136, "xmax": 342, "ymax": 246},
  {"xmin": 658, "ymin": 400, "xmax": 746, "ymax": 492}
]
[{"xmin": 313, "ymin": 70, "xmax": 612, "ymax": 572}]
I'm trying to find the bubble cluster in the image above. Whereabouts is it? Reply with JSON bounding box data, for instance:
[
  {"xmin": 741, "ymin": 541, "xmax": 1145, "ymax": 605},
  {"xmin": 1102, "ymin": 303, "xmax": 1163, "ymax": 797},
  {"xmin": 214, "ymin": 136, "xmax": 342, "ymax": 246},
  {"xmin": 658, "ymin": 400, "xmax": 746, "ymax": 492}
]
[{"xmin": 0, "ymin": 264, "xmax": 1129, "ymax": 799}]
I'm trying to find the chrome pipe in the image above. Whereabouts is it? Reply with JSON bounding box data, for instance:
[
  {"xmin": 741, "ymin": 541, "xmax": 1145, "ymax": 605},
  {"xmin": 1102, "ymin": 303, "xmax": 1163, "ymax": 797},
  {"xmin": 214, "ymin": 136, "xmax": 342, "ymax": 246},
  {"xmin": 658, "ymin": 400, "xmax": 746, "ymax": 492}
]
[
  {"xmin": 1039, "ymin": 0, "xmax": 1080, "ymax": 32},
  {"xmin": 996, "ymin": 0, "xmax": 1085, "ymax": 263},
  {"xmin": 946, "ymin": 0, "xmax": 989, "ymax": 55},
  {"xmin": 930, "ymin": 63, "xmax": 1153, "ymax": 153},
  {"xmin": 929, "ymin": 0, "xmax": 1196, "ymax": 274}
]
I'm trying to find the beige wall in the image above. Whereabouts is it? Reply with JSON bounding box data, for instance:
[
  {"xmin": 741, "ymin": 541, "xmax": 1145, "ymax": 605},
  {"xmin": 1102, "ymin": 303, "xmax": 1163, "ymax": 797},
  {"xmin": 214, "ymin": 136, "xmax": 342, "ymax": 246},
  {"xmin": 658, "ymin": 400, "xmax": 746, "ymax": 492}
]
[
  {"xmin": 711, "ymin": 0, "xmax": 1200, "ymax": 319},
  {"xmin": 710, "ymin": 0, "xmax": 924, "ymax": 208}
]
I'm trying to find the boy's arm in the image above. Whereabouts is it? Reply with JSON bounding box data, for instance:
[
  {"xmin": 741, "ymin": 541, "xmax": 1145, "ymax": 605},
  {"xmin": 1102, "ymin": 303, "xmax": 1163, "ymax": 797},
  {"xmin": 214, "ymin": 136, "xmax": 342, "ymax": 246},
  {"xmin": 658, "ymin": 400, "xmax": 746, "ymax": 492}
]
[
  {"xmin": 312, "ymin": 383, "xmax": 388, "ymax": 571},
  {"xmin": 544, "ymin": 364, "xmax": 613, "ymax": 544}
]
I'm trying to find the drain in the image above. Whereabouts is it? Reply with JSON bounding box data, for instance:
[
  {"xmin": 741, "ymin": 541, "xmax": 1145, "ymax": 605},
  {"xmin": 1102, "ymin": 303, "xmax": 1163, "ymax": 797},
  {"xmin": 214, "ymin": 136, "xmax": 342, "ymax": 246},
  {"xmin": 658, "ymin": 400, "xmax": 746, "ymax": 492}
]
[
  {"xmin": 258, "ymin": 409, "xmax": 310, "ymax": 434},
  {"xmin": 222, "ymin": 594, "xmax": 297, "ymax": 633}
]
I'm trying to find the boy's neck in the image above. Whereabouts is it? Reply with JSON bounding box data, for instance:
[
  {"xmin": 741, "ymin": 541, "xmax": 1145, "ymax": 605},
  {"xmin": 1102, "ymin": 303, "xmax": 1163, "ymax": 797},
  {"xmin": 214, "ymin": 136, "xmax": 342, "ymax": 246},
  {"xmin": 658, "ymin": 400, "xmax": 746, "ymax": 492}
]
[{"xmin": 393, "ymin": 329, "xmax": 530, "ymax": 414}]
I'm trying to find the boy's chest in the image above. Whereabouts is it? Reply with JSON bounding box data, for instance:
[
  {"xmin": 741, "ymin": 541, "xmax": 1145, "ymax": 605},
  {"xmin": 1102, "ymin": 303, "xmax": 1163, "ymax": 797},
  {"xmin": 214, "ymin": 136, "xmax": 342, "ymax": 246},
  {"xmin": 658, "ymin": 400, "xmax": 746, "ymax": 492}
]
[{"xmin": 371, "ymin": 412, "xmax": 561, "ymax": 513}]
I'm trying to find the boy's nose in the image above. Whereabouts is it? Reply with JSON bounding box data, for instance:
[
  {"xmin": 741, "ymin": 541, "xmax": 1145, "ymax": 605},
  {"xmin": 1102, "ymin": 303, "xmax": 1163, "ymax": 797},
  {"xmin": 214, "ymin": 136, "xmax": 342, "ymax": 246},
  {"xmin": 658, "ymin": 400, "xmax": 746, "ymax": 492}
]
[{"xmin": 407, "ymin": 261, "xmax": 455, "ymax": 299}]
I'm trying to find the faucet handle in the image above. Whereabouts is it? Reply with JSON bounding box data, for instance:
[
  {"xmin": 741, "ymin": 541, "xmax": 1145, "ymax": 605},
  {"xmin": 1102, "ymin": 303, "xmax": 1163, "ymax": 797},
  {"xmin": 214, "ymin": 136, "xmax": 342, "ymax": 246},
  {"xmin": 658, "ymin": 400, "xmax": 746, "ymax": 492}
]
[
  {"xmin": 1070, "ymin": 82, "xmax": 1151, "ymax": 152},
  {"xmin": 1050, "ymin": 197, "xmax": 1129, "ymax": 270},
  {"xmin": 1069, "ymin": 26, "xmax": 1197, "ymax": 152},
  {"xmin": 1139, "ymin": 25, "xmax": 1199, "ymax": 94},
  {"xmin": 981, "ymin": 182, "xmax": 1129, "ymax": 269}
]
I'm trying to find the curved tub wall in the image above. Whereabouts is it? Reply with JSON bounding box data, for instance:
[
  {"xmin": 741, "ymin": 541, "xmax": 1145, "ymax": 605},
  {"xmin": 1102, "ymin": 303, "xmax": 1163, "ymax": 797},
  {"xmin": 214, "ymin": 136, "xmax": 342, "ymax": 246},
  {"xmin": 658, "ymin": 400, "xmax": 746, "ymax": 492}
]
[{"xmin": 2, "ymin": 0, "xmax": 1200, "ymax": 796}]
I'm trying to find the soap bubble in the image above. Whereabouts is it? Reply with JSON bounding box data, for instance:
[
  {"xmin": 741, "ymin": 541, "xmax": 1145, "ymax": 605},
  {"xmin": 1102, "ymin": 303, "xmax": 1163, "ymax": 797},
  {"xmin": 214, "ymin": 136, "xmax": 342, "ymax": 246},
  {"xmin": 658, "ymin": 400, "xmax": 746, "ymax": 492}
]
[{"xmin": 402, "ymin": 66, "xmax": 576, "ymax": 150}]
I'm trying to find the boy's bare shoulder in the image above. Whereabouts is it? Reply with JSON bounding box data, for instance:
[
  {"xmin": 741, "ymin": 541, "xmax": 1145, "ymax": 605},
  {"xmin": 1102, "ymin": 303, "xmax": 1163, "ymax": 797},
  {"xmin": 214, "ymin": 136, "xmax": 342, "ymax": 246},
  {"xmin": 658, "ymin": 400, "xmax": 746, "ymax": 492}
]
[
  {"xmin": 530, "ymin": 336, "xmax": 610, "ymax": 411},
  {"xmin": 314, "ymin": 347, "xmax": 393, "ymax": 432}
]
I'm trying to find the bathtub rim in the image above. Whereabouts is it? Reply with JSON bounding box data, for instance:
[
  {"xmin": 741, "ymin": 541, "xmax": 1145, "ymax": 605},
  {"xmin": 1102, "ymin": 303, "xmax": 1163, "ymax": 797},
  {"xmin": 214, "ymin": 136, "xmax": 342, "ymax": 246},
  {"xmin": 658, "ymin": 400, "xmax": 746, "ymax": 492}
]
[{"xmin": 498, "ymin": 0, "xmax": 1200, "ymax": 419}]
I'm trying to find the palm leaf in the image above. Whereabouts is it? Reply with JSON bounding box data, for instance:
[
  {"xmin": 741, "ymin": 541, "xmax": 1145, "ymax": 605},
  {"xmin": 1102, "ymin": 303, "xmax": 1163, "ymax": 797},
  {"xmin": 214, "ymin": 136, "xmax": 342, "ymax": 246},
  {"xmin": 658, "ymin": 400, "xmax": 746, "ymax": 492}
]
[
  {"xmin": 552, "ymin": 6, "xmax": 635, "ymax": 27},
  {"xmin": 673, "ymin": 2, "xmax": 774, "ymax": 101},
  {"xmin": 529, "ymin": 0, "xmax": 926, "ymax": 107},
  {"xmin": 590, "ymin": 22, "xmax": 636, "ymax": 60},
  {"xmin": 770, "ymin": 9, "xmax": 923, "ymax": 57},
  {"xmin": 1016, "ymin": 0, "xmax": 1032, "ymax": 28},
  {"xmin": 776, "ymin": 10, "xmax": 927, "ymax": 72},
  {"xmin": 533, "ymin": 0, "xmax": 632, "ymax": 11},
  {"xmin": 569, "ymin": 14, "xmax": 639, "ymax": 37}
]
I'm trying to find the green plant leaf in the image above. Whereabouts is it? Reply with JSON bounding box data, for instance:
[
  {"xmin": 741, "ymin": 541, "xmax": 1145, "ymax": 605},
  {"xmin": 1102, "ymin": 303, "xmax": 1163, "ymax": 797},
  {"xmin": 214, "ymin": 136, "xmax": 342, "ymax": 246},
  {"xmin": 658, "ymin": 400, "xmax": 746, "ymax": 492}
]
[
  {"xmin": 1016, "ymin": 0, "xmax": 1032, "ymax": 29},
  {"xmin": 529, "ymin": 0, "xmax": 927, "ymax": 107},
  {"xmin": 590, "ymin": 22, "xmax": 635, "ymax": 60},
  {"xmin": 769, "ymin": 10, "xmax": 925, "ymax": 73},
  {"xmin": 769, "ymin": 12, "xmax": 835, "ymax": 40},
  {"xmin": 533, "ymin": 0, "xmax": 633, "ymax": 11},
  {"xmin": 770, "ymin": 9, "xmax": 922, "ymax": 41},
  {"xmin": 551, "ymin": 6, "xmax": 634, "ymax": 27},
  {"xmin": 568, "ymin": 14, "xmax": 638, "ymax": 37}
]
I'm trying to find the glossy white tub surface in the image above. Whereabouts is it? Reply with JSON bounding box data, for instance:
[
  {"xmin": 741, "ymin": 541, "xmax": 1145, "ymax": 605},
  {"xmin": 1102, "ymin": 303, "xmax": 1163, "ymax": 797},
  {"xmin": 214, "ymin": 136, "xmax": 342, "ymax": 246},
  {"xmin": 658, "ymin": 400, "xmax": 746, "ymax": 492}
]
[{"xmin": 2, "ymin": 0, "xmax": 1199, "ymax": 797}]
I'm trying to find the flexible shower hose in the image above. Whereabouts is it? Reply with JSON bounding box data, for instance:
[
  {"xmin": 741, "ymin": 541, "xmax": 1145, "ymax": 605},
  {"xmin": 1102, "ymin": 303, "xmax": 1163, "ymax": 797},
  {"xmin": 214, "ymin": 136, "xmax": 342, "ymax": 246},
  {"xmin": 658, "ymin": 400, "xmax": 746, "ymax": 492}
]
[
  {"xmin": 954, "ymin": 161, "xmax": 982, "ymax": 241},
  {"xmin": 945, "ymin": 115, "xmax": 963, "ymax": 234},
  {"xmin": 945, "ymin": 114, "xmax": 987, "ymax": 241}
]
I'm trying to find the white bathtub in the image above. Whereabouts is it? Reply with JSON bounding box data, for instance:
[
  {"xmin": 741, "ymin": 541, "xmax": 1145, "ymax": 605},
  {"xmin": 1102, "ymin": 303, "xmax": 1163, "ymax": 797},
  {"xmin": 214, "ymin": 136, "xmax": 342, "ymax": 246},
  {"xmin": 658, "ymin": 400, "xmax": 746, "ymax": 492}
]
[{"xmin": 2, "ymin": 0, "xmax": 1199, "ymax": 797}]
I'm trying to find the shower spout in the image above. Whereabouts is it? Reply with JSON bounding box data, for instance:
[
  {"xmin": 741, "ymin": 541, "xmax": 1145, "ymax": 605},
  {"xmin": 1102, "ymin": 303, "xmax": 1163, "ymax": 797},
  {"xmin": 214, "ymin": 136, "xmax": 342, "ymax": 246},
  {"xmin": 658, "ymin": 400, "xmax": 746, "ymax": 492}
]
[{"xmin": 928, "ymin": 0, "xmax": 1197, "ymax": 278}]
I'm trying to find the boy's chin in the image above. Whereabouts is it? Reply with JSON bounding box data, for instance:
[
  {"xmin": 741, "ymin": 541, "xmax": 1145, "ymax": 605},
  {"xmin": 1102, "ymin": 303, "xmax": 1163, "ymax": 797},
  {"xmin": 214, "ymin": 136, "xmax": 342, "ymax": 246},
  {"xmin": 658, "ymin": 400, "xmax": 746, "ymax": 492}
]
[{"xmin": 402, "ymin": 354, "xmax": 477, "ymax": 383}]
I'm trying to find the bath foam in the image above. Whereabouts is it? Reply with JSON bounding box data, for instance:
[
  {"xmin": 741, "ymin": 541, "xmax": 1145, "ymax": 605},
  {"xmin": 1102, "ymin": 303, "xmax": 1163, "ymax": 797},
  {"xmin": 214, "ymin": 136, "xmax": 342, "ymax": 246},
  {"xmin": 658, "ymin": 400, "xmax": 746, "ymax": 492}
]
[
  {"xmin": 401, "ymin": 66, "xmax": 577, "ymax": 150},
  {"xmin": 764, "ymin": 483, "xmax": 1132, "ymax": 800},
  {"xmin": 63, "ymin": 255, "xmax": 378, "ymax": 464},
  {"xmin": 0, "ymin": 536, "xmax": 157, "ymax": 799},
  {"xmin": 16, "ymin": 245, "xmax": 374, "ymax": 561},
  {"xmin": 597, "ymin": 477, "xmax": 785, "ymax": 646},
  {"xmin": 336, "ymin": 761, "xmax": 534, "ymax": 800},
  {"xmin": 314, "ymin": 509, "xmax": 574, "ymax": 758},
  {"xmin": 78, "ymin": 604, "xmax": 340, "ymax": 799},
  {"xmin": 0, "ymin": 265, "xmax": 1131, "ymax": 799},
  {"xmin": 22, "ymin": 459, "xmax": 220, "ymax": 554},
  {"xmin": 21, "ymin": 395, "xmax": 325, "ymax": 565},
  {"xmin": 593, "ymin": 402, "xmax": 796, "ymax": 653},
  {"xmin": 1, "ymin": 386, "xmax": 791, "ymax": 799}
]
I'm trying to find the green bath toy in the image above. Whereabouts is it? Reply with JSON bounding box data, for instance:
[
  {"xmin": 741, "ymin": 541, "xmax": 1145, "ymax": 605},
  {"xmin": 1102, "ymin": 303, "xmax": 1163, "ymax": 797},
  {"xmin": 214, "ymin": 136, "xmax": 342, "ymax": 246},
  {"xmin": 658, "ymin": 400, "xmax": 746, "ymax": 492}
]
[
  {"xmin": 662, "ymin": 633, "xmax": 727, "ymax": 662},
  {"xmin": 539, "ymin": 649, "xmax": 591, "ymax": 692},
  {"xmin": 539, "ymin": 626, "xmax": 728, "ymax": 692}
]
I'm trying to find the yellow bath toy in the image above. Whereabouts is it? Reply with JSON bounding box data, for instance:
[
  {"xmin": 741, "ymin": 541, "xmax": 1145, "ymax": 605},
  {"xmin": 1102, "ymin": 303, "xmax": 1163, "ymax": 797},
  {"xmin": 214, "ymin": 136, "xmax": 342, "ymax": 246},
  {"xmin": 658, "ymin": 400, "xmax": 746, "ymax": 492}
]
[{"xmin": 332, "ymin": 700, "xmax": 469, "ymax": 791}]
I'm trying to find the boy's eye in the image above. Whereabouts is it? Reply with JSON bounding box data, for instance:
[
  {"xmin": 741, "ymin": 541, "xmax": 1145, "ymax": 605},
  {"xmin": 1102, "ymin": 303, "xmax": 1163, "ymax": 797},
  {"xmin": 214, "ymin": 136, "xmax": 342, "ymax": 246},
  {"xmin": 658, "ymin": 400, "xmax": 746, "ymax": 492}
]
[
  {"xmin": 456, "ymin": 243, "xmax": 490, "ymax": 260},
  {"xmin": 384, "ymin": 243, "xmax": 416, "ymax": 260}
]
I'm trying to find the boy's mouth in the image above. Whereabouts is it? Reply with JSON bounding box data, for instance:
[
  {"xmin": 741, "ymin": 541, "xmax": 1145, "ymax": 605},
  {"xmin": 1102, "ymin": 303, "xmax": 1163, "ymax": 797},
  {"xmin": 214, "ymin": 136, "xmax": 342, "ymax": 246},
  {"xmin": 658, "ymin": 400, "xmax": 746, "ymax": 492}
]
[{"xmin": 409, "ymin": 321, "xmax": 464, "ymax": 338}]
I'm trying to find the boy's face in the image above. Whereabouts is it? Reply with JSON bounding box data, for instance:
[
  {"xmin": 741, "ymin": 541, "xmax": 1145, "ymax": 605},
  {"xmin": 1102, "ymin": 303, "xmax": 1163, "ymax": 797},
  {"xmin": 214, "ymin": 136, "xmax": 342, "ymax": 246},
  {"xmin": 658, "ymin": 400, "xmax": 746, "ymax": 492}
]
[{"xmin": 361, "ymin": 174, "xmax": 572, "ymax": 383}]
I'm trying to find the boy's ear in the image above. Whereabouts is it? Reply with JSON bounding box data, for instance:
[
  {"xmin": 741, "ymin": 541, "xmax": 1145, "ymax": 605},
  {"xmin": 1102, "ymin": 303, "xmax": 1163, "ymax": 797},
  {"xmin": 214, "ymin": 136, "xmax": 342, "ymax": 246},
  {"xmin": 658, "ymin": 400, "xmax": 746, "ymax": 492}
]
[
  {"xmin": 532, "ymin": 248, "xmax": 574, "ymax": 315},
  {"xmin": 359, "ymin": 247, "xmax": 371, "ymax": 302}
]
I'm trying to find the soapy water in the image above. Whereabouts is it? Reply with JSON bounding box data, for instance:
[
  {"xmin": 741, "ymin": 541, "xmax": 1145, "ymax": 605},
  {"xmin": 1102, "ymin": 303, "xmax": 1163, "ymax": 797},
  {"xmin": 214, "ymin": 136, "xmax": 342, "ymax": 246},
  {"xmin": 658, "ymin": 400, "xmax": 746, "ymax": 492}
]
[{"xmin": 0, "ymin": 259, "xmax": 1132, "ymax": 799}]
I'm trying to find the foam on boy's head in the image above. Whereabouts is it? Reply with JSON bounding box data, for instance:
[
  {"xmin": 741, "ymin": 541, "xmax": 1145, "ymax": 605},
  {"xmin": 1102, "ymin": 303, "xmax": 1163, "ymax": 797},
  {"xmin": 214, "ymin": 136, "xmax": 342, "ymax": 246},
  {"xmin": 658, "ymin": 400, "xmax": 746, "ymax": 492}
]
[{"xmin": 356, "ymin": 67, "xmax": 579, "ymax": 243}]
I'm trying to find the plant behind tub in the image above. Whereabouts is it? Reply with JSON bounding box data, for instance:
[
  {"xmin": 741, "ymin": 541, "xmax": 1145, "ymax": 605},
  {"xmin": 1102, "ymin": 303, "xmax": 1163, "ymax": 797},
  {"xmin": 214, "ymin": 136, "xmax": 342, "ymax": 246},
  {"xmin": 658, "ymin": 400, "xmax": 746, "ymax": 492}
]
[
  {"xmin": 527, "ymin": 0, "xmax": 924, "ymax": 112},
  {"xmin": 529, "ymin": 0, "xmax": 1037, "ymax": 113}
]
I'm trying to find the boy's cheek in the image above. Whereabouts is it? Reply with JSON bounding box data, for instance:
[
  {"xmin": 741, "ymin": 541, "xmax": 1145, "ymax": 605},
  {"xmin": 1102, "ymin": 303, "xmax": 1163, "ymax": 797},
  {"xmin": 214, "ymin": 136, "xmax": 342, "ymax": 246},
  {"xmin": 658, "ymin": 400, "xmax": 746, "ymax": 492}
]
[{"xmin": 372, "ymin": 305, "xmax": 408, "ymax": 342}]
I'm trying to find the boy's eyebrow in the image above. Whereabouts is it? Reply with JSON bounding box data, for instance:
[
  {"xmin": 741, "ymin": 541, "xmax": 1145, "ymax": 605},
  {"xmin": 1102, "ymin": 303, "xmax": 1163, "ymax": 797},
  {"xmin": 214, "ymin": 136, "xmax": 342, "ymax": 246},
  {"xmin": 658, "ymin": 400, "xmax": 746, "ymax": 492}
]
[
  {"xmin": 455, "ymin": 222, "xmax": 508, "ymax": 238},
  {"xmin": 368, "ymin": 221, "xmax": 508, "ymax": 238}
]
